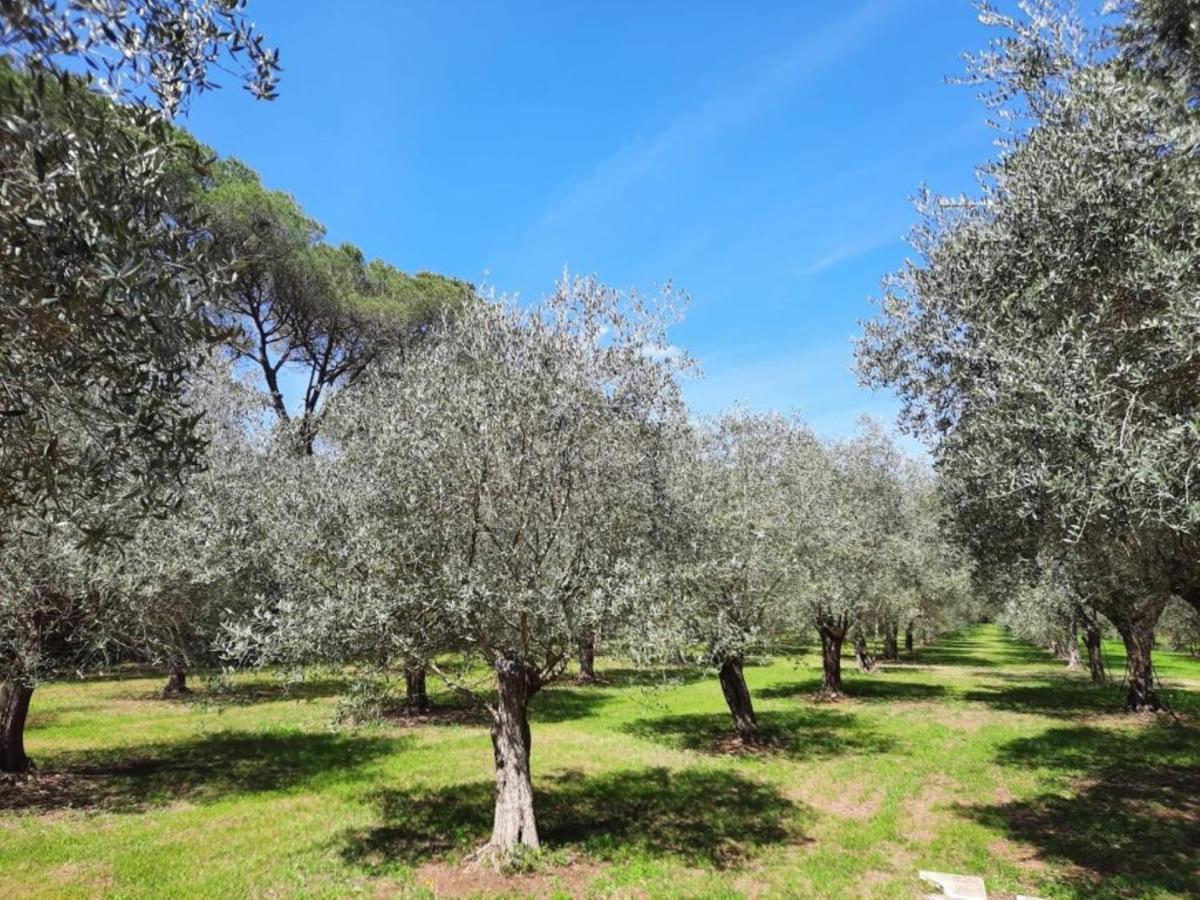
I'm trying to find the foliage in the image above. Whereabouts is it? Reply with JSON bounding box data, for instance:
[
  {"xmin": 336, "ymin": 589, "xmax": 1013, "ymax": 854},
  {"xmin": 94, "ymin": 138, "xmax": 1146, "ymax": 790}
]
[
  {"xmin": 856, "ymin": 0, "xmax": 1200, "ymax": 667},
  {"xmin": 199, "ymin": 159, "xmax": 474, "ymax": 444},
  {"xmin": 650, "ymin": 409, "xmax": 826, "ymax": 668}
]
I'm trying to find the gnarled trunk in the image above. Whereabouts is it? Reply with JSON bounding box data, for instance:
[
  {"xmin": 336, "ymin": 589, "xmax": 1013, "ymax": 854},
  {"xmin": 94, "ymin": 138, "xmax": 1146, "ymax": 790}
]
[
  {"xmin": 576, "ymin": 632, "xmax": 596, "ymax": 683},
  {"xmin": 1064, "ymin": 619, "xmax": 1082, "ymax": 671},
  {"xmin": 882, "ymin": 625, "xmax": 899, "ymax": 661},
  {"xmin": 162, "ymin": 664, "xmax": 190, "ymax": 697},
  {"xmin": 817, "ymin": 616, "xmax": 846, "ymax": 697},
  {"xmin": 486, "ymin": 653, "xmax": 540, "ymax": 855},
  {"xmin": 405, "ymin": 664, "xmax": 430, "ymax": 714},
  {"xmin": 717, "ymin": 656, "xmax": 758, "ymax": 742},
  {"xmin": 1108, "ymin": 599, "xmax": 1167, "ymax": 711},
  {"xmin": 853, "ymin": 629, "xmax": 877, "ymax": 673},
  {"xmin": 904, "ymin": 623, "xmax": 914, "ymax": 653},
  {"xmin": 1064, "ymin": 639, "xmax": 1082, "ymax": 670},
  {"xmin": 1, "ymin": 679, "xmax": 34, "ymax": 773},
  {"xmin": 1084, "ymin": 619, "xmax": 1106, "ymax": 682}
]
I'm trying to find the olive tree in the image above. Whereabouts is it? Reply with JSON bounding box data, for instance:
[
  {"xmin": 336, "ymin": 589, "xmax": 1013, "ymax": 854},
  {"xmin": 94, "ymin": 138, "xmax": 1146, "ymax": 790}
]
[
  {"xmin": 0, "ymin": 1, "xmax": 277, "ymax": 536},
  {"xmin": 108, "ymin": 359, "xmax": 278, "ymax": 697},
  {"xmin": 857, "ymin": 0, "xmax": 1200, "ymax": 709},
  {"xmin": 0, "ymin": 0, "xmax": 277, "ymax": 771},
  {"xmin": 228, "ymin": 275, "xmax": 689, "ymax": 859},
  {"xmin": 795, "ymin": 423, "xmax": 906, "ymax": 697},
  {"xmin": 655, "ymin": 411, "xmax": 825, "ymax": 742}
]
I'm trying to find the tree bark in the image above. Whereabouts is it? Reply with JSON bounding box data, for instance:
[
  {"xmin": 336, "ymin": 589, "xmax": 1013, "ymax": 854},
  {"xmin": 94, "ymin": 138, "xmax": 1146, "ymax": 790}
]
[
  {"xmin": 717, "ymin": 656, "xmax": 759, "ymax": 742},
  {"xmin": 882, "ymin": 625, "xmax": 899, "ymax": 661},
  {"xmin": 852, "ymin": 629, "xmax": 877, "ymax": 673},
  {"xmin": 576, "ymin": 632, "xmax": 596, "ymax": 683},
  {"xmin": 1108, "ymin": 600, "xmax": 1166, "ymax": 711},
  {"xmin": 1084, "ymin": 619, "xmax": 1106, "ymax": 682},
  {"xmin": 162, "ymin": 664, "xmax": 190, "ymax": 697},
  {"xmin": 904, "ymin": 623, "xmax": 914, "ymax": 653},
  {"xmin": 817, "ymin": 617, "xmax": 846, "ymax": 697},
  {"xmin": 1064, "ymin": 639, "xmax": 1082, "ymax": 670},
  {"xmin": 1064, "ymin": 619, "xmax": 1082, "ymax": 671},
  {"xmin": 405, "ymin": 664, "xmax": 430, "ymax": 714},
  {"xmin": 1, "ymin": 679, "xmax": 34, "ymax": 773},
  {"xmin": 485, "ymin": 653, "xmax": 540, "ymax": 856}
]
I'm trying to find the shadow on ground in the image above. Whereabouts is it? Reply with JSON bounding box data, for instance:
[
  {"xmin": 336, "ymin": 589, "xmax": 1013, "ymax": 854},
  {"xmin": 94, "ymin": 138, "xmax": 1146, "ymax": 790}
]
[
  {"xmin": 963, "ymin": 674, "xmax": 1130, "ymax": 717},
  {"xmin": 759, "ymin": 677, "xmax": 949, "ymax": 703},
  {"xmin": 341, "ymin": 766, "xmax": 806, "ymax": 870},
  {"xmin": 961, "ymin": 722, "xmax": 1199, "ymax": 899},
  {"xmin": 624, "ymin": 707, "xmax": 896, "ymax": 759},
  {"xmin": 184, "ymin": 676, "xmax": 353, "ymax": 707},
  {"xmin": 0, "ymin": 729, "xmax": 399, "ymax": 814},
  {"xmin": 590, "ymin": 666, "xmax": 709, "ymax": 689},
  {"xmin": 963, "ymin": 672, "xmax": 1200, "ymax": 717},
  {"xmin": 909, "ymin": 633, "xmax": 1049, "ymax": 669}
]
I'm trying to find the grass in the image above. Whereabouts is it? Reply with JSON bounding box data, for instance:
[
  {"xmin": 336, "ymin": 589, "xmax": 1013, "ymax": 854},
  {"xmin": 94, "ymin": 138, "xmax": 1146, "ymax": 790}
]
[{"xmin": 1, "ymin": 625, "xmax": 1197, "ymax": 898}]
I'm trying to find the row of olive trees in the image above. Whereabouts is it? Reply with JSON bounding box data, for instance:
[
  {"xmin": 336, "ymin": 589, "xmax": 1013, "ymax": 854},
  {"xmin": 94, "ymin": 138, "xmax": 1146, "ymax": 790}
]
[
  {"xmin": 0, "ymin": 0, "xmax": 283, "ymax": 774},
  {"xmin": 204, "ymin": 274, "xmax": 969, "ymax": 860},
  {"xmin": 0, "ymin": 0, "xmax": 469, "ymax": 769},
  {"xmin": 858, "ymin": 0, "xmax": 1200, "ymax": 710}
]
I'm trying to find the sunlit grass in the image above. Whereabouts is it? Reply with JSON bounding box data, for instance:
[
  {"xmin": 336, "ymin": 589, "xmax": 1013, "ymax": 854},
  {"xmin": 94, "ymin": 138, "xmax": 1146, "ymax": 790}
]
[{"xmin": 1, "ymin": 625, "xmax": 1196, "ymax": 898}]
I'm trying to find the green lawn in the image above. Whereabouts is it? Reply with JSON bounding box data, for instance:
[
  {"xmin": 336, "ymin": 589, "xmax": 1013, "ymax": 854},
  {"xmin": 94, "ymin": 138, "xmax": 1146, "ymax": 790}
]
[{"xmin": 2, "ymin": 625, "xmax": 1197, "ymax": 898}]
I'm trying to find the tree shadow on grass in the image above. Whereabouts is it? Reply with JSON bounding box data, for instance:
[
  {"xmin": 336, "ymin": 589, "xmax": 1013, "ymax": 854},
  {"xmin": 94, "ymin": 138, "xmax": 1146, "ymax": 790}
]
[
  {"xmin": 758, "ymin": 677, "xmax": 948, "ymax": 703},
  {"xmin": 592, "ymin": 666, "xmax": 709, "ymax": 689},
  {"xmin": 962, "ymin": 675, "xmax": 1130, "ymax": 717},
  {"xmin": 962, "ymin": 672, "xmax": 1200, "ymax": 717},
  {"xmin": 531, "ymin": 686, "xmax": 613, "ymax": 723},
  {"xmin": 341, "ymin": 766, "xmax": 806, "ymax": 871},
  {"xmin": 0, "ymin": 729, "xmax": 399, "ymax": 814},
  {"xmin": 624, "ymin": 707, "xmax": 896, "ymax": 759},
  {"xmin": 910, "ymin": 633, "xmax": 1049, "ymax": 669},
  {"xmin": 190, "ymin": 676, "xmax": 353, "ymax": 707},
  {"xmin": 960, "ymin": 722, "xmax": 1199, "ymax": 898}
]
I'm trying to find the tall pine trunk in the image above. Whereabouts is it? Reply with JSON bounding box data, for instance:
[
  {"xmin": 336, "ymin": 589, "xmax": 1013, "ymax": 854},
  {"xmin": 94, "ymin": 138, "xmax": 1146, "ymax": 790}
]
[
  {"xmin": 405, "ymin": 664, "xmax": 430, "ymax": 714},
  {"xmin": 485, "ymin": 653, "xmax": 540, "ymax": 856},
  {"xmin": 717, "ymin": 656, "xmax": 758, "ymax": 742},
  {"xmin": 1, "ymin": 679, "xmax": 34, "ymax": 773},
  {"xmin": 576, "ymin": 632, "xmax": 596, "ymax": 683},
  {"xmin": 904, "ymin": 623, "xmax": 914, "ymax": 653},
  {"xmin": 1084, "ymin": 619, "xmax": 1106, "ymax": 682},
  {"xmin": 162, "ymin": 664, "xmax": 190, "ymax": 697},
  {"xmin": 817, "ymin": 616, "xmax": 846, "ymax": 697},
  {"xmin": 882, "ymin": 625, "xmax": 899, "ymax": 661}
]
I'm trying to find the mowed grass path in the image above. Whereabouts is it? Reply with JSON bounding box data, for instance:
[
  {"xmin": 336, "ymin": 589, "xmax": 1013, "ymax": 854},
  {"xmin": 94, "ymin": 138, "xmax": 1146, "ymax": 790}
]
[{"xmin": 1, "ymin": 625, "xmax": 1197, "ymax": 898}]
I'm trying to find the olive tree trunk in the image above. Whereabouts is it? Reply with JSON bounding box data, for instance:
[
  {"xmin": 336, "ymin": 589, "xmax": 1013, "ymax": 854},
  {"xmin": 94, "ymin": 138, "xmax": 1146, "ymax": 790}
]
[
  {"xmin": 162, "ymin": 664, "xmax": 190, "ymax": 697},
  {"xmin": 817, "ymin": 616, "xmax": 847, "ymax": 697},
  {"xmin": 717, "ymin": 656, "xmax": 759, "ymax": 742},
  {"xmin": 1064, "ymin": 619, "xmax": 1082, "ymax": 671},
  {"xmin": 405, "ymin": 664, "xmax": 430, "ymax": 714},
  {"xmin": 485, "ymin": 653, "xmax": 540, "ymax": 855},
  {"xmin": 882, "ymin": 625, "xmax": 899, "ymax": 661},
  {"xmin": 1107, "ymin": 598, "xmax": 1167, "ymax": 711},
  {"xmin": 1084, "ymin": 619, "xmax": 1106, "ymax": 682},
  {"xmin": 576, "ymin": 632, "xmax": 596, "ymax": 683},
  {"xmin": 0, "ymin": 679, "xmax": 34, "ymax": 773},
  {"xmin": 904, "ymin": 623, "xmax": 914, "ymax": 653},
  {"xmin": 853, "ymin": 629, "xmax": 877, "ymax": 673}
]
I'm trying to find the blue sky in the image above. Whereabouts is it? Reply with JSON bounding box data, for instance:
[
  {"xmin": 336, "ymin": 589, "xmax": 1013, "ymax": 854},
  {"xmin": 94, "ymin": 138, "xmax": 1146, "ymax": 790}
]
[{"xmin": 185, "ymin": 0, "xmax": 998, "ymax": 444}]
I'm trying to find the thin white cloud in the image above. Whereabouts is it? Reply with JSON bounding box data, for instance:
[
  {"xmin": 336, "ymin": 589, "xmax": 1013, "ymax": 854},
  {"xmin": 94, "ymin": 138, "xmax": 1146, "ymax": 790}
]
[
  {"xmin": 795, "ymin": 232, "xmax": 899, "ymax": 278},
  {"xmin": 529, "ymin": 0, "xmax": 905, "ymax": 234}
]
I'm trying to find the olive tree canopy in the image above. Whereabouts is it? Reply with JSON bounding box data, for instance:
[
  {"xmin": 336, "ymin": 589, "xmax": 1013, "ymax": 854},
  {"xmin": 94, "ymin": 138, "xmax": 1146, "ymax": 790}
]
[{"xmin": 856, "ymin": 0, "xmax": 1200, "ymax": 709}]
